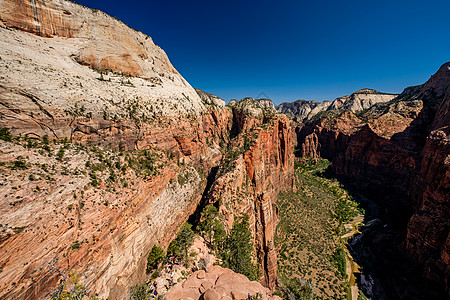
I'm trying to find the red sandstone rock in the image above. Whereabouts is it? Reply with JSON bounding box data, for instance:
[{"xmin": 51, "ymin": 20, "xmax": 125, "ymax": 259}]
[
  {"xmin": 405, "ymin": 80, "xmax": 450, "ymax": 295},
  {"xmin": 207, "ymin": 103, "xmax": 294, "ymax": 290},
  {"xmin": 165, "ymin": 266, "xmax": 281, "ymax": 300},
  {"xmin": 0, "ymin": 1, "xmax": 236, "ymax": 299},
  {"xmin": 296, "ymin": 62, "xmax": 450, "ymax": 295}
]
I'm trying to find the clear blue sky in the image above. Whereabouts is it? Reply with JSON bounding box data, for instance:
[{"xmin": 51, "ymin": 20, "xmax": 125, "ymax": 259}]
[{"xmin": 76, "ymin": 0, "xmax": 449, "ymax": 104}]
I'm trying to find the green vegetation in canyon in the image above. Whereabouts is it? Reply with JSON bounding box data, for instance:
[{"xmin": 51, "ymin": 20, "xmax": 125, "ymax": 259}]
[{"xmin": 275, "ymin": 158, "xmax": 363, "ymax": 299}]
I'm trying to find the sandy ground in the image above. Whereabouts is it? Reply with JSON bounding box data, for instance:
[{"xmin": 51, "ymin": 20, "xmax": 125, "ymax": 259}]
[{"xmin": 342, "ymin": 215, "xmax": 364, "ymax": 300}]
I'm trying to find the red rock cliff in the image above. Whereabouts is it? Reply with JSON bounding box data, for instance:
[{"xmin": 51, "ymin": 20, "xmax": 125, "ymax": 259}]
[
  {"xmin": 0, "ymin": 1, "xmax": 239, "ymax": 299},
  {"xmin": 295, "ymin": 62, "xmax": 450, "ymax": 295},
  {"xmin": 0, "ymin": 1, "xmax": 296, "ymax": 299},
  {"xmin": 405, "ymin": 78, "xmax": 450, "ymax": 295},
  {"xmin": 207, "ymin": 100, "xmax": 295, "ymax": 290}
]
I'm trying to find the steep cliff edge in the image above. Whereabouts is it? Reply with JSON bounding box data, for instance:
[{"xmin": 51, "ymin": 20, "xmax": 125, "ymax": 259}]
[
  {"xmin": 0, "ymin": 1, "xmax": 296, "ymax": 299},
  {"xmin": 294, "ymin": 62, "xmax": 450, "ymax": 297},
  {"xmin": 206, "ymin": 98, "xmax": 295, "ymax": 290},
  {"xmin": 0, "ymin": 105, "xmax": 233, "ymax": 300},
  {"xmin": 404, "ymin": 72, "xmax": 450, "ymax": 295},
  {"xmin": 0, "ymin": 0, "xmax": 204, "ymax": 145}
]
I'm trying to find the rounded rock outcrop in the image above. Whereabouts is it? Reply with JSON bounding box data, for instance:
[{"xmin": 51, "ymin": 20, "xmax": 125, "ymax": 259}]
[{"xmin": 165, "ymin": 266, "xmax": 281, "ymax": 300}]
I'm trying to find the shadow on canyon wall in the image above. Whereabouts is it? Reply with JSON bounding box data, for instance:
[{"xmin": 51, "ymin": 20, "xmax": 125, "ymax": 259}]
[
  {"xmin": 335, "ymin": 183, "xmax": 446, "ymax": 300},
  {"xmin": 295, "ymin": 66, "xmax": 450, "ymax": 298}
]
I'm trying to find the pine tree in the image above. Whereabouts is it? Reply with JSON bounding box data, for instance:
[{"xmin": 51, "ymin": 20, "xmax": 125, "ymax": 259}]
[
  {"xmin": 199, "ymin": 204, "xmax": 217, "ymax": 245},
  {"xmin": 223, "ymin": 214, "xmax": 260, "ymax": 281},
  {"xmin": 167, "ymin": 223, "xmax": 195, "ymax": 261},
  {"xmin": 146, "ymin": 245, "xmax": 164, "ymax": 273}
]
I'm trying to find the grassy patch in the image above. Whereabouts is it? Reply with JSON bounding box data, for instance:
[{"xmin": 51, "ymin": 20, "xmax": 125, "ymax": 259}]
[{"xmin": 275, "ymin": 158, "xmax": 363, "ymax": 299}]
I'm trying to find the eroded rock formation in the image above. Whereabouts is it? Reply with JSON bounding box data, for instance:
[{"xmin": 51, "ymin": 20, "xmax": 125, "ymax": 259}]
[
  {"xmin": 0, "ymin": 0, "xmax": 204, "ymax": 145},
  {"xmin": 165, "ymin": 266, "xmax": 281, "ymax": 300},
  {"xmin": 277, "ymin": 88, "xmax": 398, "ymax": 123},
  {"xmin": 404, "ymin": 66, "xmax": 450, "ymax": 295},
  {"xmin": 0, "ymin": 1, "xmax": 296, "ymax": 299},
  {"xmin": 0, "ymin": 0, "xmax": 181, "ymax": 77},
  {"xmin": 295, "ymin": 62, "xmax": 450, "ymax": 297},
  {"xmin": 206, "ymin": 99, "xmax": 294, "ymax": 290}
]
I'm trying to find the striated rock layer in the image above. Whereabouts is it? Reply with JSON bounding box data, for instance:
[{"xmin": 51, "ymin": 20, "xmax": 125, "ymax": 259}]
[
  {"xmin": 0, "ymin": 1, "xmax": 297, "ymax": 300},
  {"xmin": 207, "ymin": 99, "xmax": 295, "ymax": 290},
  {"xmin": 277, "ymin": 88, "xmax": 398, "ymax": 123},
  {"xmin": 0, "ymin": 105, "xmax": 234, "ymax": 300},
  {"xmin": 404, "ymin": 68, "xmax": 450, "ymax": 295},
  {"xmin": 0, "ymin": 0, "xmax": 182, "ymax": 77},
  {"xmin": 0, "ymin": 1, "xmax": 298, "ymax": 299},
  {"xmin": 0, "ymin": 0, "xmax": 204, "ymax": 145},
  {"xmin": 295, "ymin": 62, "xmax": 450, "ymax": 297}
]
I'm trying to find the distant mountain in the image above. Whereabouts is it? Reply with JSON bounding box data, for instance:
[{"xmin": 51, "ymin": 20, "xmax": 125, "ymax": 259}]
[
  {"xmin": 277, "ymin": 89, "xmax": 398, "ymax": 122},
  {"xmin": 277, "ymin": 99, "xmax": 332, "ymax": 122},
  {"xmin": 329, "ymin": 88, "xmax": 399, "ymax": 112}
]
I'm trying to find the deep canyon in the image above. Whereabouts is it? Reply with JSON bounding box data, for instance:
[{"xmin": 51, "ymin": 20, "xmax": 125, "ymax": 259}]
[{"xmin": 0, "ymin": 1, "xmax": 448, "ymax": 299}]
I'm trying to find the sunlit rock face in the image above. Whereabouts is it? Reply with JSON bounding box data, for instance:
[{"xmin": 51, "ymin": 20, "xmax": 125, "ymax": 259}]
[
  {"xmin": 165, "ymin": 265, "xmax": 282, "ymax": 300},
  {"xmin": 0, "ymin": 1, "xmax": 297, "ymax": 299},
  {"xmin": 294, "ymin": 62, "xmax": 450, "ymax": 296},
  {"xmin": 328, "ymin": 88, "xmax": 398, "ymax": 112},
  {"xmin": 0, "ymin": 0, "xmax": 223, "ymax": 298},
  {"xmin": 0, "ymin": 0, "xmax": 205, "ymax": 145},
  {"xmin": 205, "ymin": 98, "xmax": 294, "ymax": 290},
  {"xmin": 277, "ymin": 88, "xmax": 397, "ymax": 123},
  {"xmin": 0, "ymin": 0, "xmax": 185, "ymax": 78}
]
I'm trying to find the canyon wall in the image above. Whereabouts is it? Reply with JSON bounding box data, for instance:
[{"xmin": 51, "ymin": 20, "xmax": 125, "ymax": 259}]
[
  {"xmin": 0, "ymin": 102, "xmax": 234, "ymax": 300},
  {"xmin": 404, "ymin": 76, "xmax": 450, "ymax": 295},
  {"xmin": 207, "ymin": 100, "xmax": 295, "ymax": 290},
  {"xmin": 0, "ymin": 1, "xmax": 295, "ymax": 299},
  {"xmin": 295, "ymin": 63, "xmax": 450, "ymax": 296},
  {"xmin": 0, "ymin": 0, "xmax": 204, "ymax": 144}
]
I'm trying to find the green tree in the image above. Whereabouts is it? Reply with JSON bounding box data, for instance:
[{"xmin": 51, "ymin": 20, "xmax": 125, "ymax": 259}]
[
  {"xmin": 222, "ymin": 214, "xmax": 260, "ymax": 281},
  {"xmin": 284, "ymin": 277, "xmax": 316, "ymax": 300},
  {"xmin": 333, "ymin": 246, "xmax": 347, "ymax": 278},
  {"xmin": 42, "ymin": 134, "xmax": 49, "ymax": 145},
  {"xmin": 42, "ymin": 134, "xmax": 51, "ymax": 152},
  {"xmin": 146, "ymin": 245, "xmax": 164, "ymax": 274},
  {"xmin": 11, "ymin": 156, "xmax": 28, "ymax": 170},
  {"xmin": 0, "ymin": 127, "xmax": 12, "ymax": 141},
  {"xmin": 167, "ymin": 223, "xmax": 195, "ymax": 261},
  {"xmin": 48, "ymin": 270, "xmax": 99, "ymax": 300},
  {"xmin": 198, "ymin": 204, "xmax": 226, "ymax": 249},
  {"xmin": 130, "ymin": 283, "xmax": 152, "ymax": 300},
  {"xmin": 212, "ymin": 218, "xmax": 226, "ymax": 253},
  {"xmin": 56, "ymin": 147, "xmax": 65, "ymax": 161}
]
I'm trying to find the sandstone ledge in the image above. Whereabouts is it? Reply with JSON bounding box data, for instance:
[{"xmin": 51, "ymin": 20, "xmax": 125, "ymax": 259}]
[{"xmin": 165, "ymin": 266, "xmax": 281, "ymax": 300}]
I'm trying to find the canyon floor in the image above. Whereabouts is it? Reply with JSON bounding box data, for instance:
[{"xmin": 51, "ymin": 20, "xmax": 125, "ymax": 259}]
[{"xmin": 275, "ymin": 158, "xmax": 363, "ymax": 299}]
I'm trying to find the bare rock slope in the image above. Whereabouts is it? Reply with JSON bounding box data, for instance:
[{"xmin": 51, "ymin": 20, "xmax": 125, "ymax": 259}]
[
  {"xmin": 0, "ymin": 0, "xmax": 204, "ymax": 144},
  {"xmin": 0, "ymin": 1, "xmax": 295, "ymax": 299},
  {"xmin": 166, "ymin": 266, "xmax": 281, "ymax": 300},
  {"xmin": 0, "ymin": 0, "xmax": 183, "ymax": 78}
]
